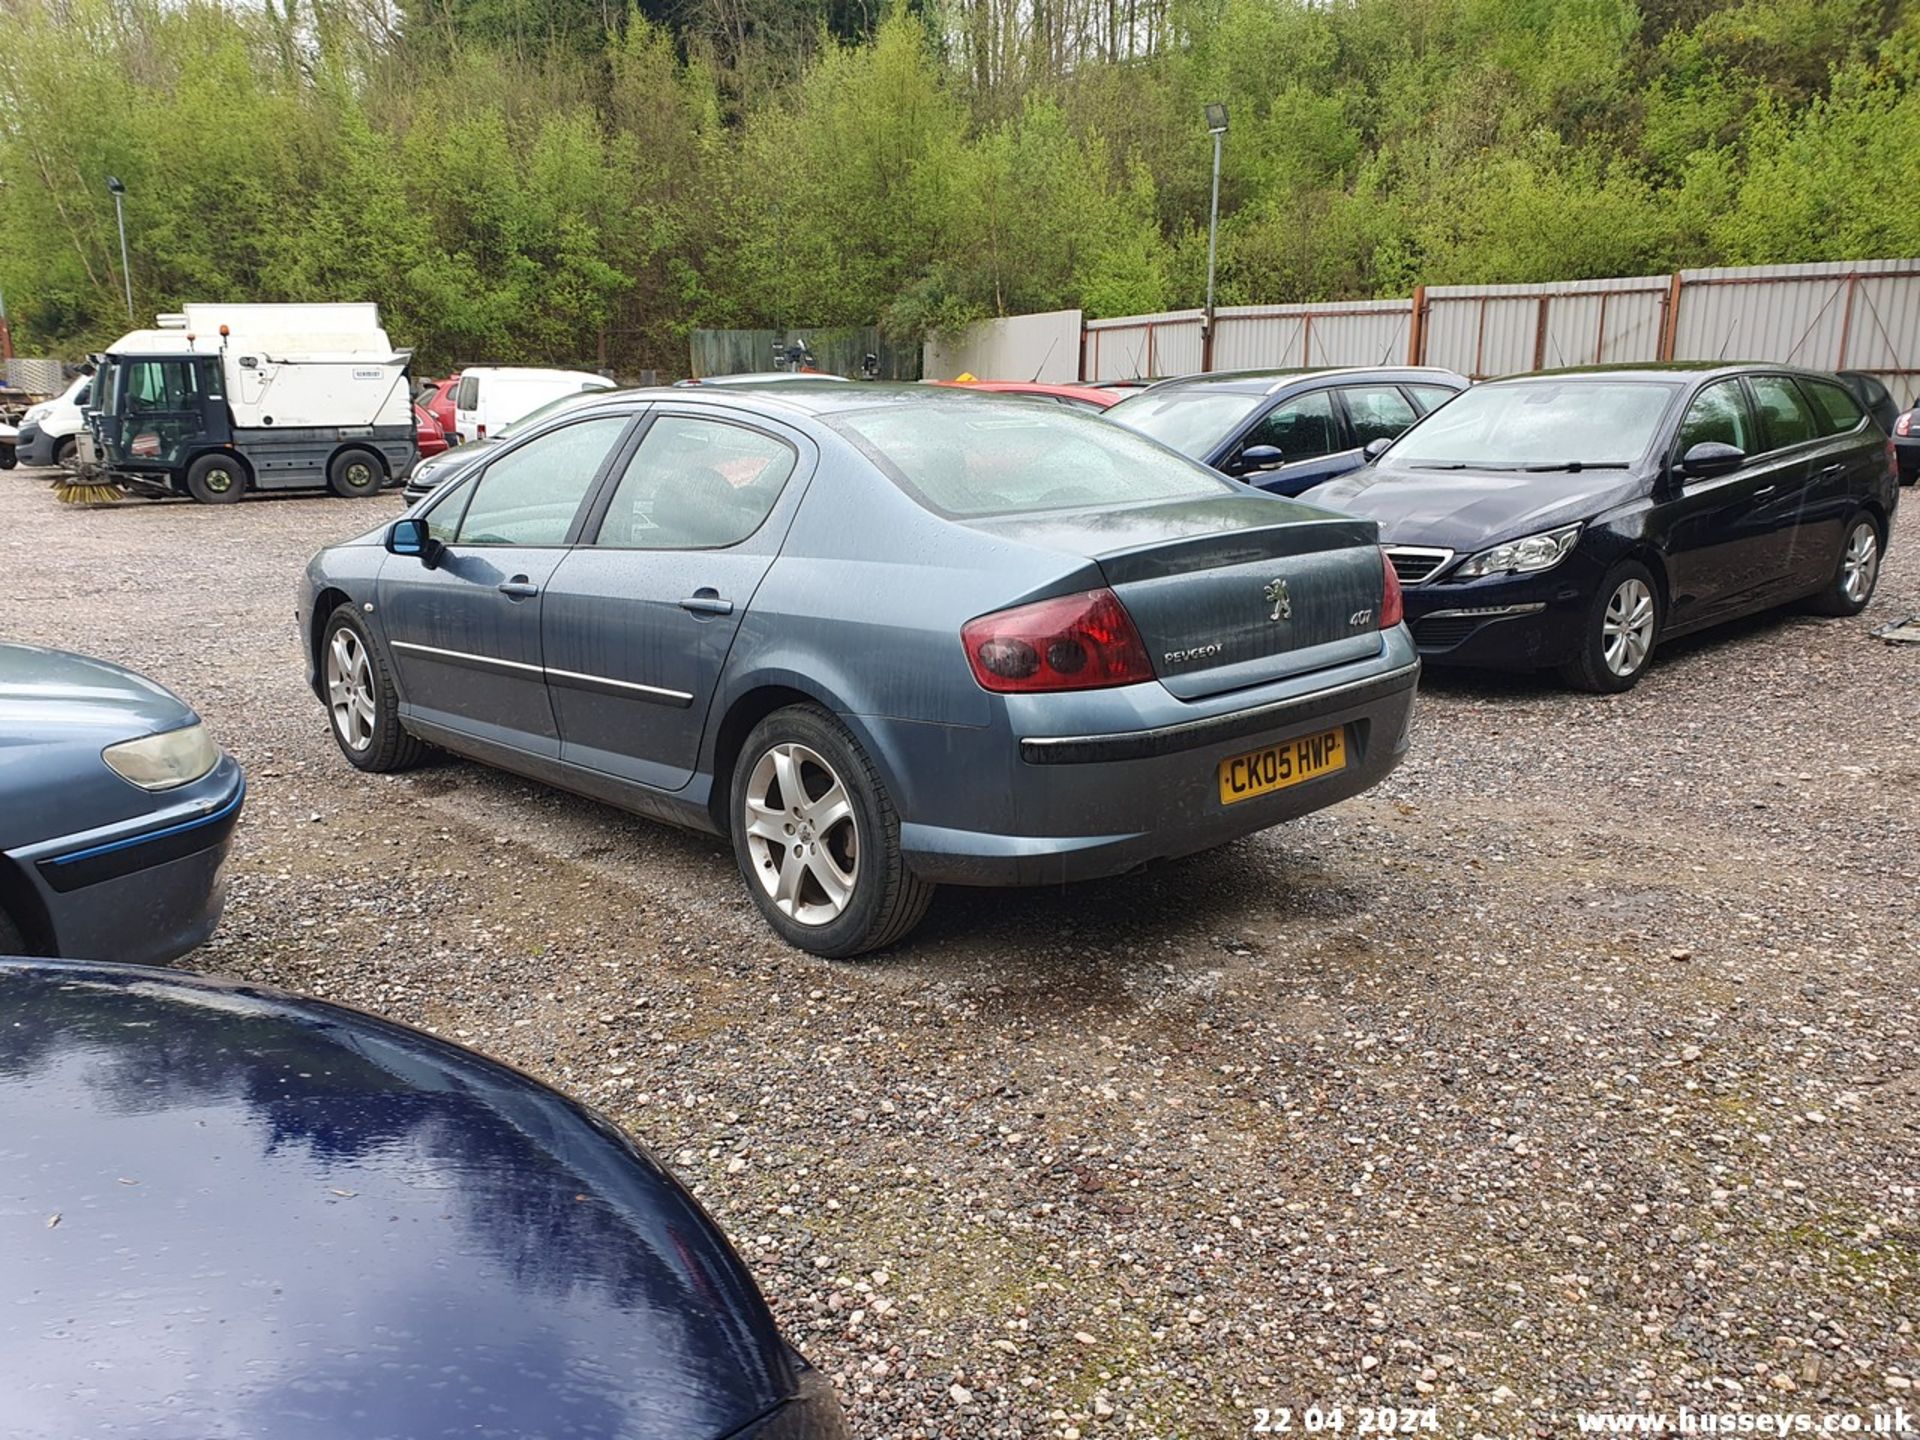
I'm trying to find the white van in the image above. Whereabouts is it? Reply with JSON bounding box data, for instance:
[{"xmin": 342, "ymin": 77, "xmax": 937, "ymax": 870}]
[
  {"xmin": 453, "ymin": 367, "xmax": 615, "ymax": 443},
  {"xmin": 17, "ymin": 372, "xmax": 94, "ymax": 466}
]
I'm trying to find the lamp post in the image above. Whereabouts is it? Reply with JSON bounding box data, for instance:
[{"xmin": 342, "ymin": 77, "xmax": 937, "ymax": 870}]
[
  {"xmin": 1202, "ymin": 104, "xmax": 1228, "ymax": 373},
  {"xmin": 106, "ymin": 176, "xmax": 133, "ymax": 323}
]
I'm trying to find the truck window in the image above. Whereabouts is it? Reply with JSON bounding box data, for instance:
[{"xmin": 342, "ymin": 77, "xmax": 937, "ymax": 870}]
[
  {"xmin": 124, "ymin": 360, "xmax": 197, "ymax": 413},
  {"xmin": 456, "ymin": 375, "xmax": 479, "ymax": 410}
]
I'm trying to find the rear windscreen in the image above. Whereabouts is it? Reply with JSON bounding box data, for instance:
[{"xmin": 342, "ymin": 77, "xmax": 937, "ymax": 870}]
[{"xmin": 829, "ymin": 403, "xmax": 1235, "ymax": 518}]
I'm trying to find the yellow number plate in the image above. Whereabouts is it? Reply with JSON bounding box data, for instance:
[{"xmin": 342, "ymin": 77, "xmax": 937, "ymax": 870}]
[{"xmin": 1217, "ymin": 727, "xmax": 1347, "ymax": 805}]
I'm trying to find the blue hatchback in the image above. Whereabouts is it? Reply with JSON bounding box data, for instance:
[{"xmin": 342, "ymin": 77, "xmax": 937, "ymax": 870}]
[{"xmin": 1105, "ymin": 366, "xmax": 1468, "ymax": 495}]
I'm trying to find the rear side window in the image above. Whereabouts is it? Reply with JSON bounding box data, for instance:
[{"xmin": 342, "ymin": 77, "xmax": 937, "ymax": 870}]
[
  {"xmin": 1748, "ymin": 376, "xmax": 1819, "ymax": 450},
  {"xmin": 1802, "ymin": 379, "xmax": 1865, "ymax": 436},
  {"xmin": 1676, "ymin": 380, "xmax": 1757, "ymax": 455},
  {"xmin": 832, "ymin": 403, "xmax": 1232, "ymax": 518},
  {"xmin": 593, "ymin": 417, "xmax": 796, "ymax": 549},
  {"xmin": 456, "ymin": 375, "xmax": 479, "ymax": 410},
  {"xmin": 1338, "ymin": 385, "xmax": 1419, "ymax": 446},
  {"xmin": 1243, "ymin": 390, "xmax": 1339, "ymax": 460},
  {"xmin": 454, "ymin": 417, "xmax": 630, "ymax": 546}
]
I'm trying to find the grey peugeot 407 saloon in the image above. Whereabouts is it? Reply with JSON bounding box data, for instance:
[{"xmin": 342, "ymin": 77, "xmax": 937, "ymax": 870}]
[{"xmin": 300, "ymin": 383, "xmax": 1418, "ymax": 956}]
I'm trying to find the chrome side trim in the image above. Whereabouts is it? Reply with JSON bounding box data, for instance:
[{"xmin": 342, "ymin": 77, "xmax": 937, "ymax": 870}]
[
  {"xmin": 1019, "ymin": 660, "xmax": 1420, "ymax": 766},
  {"xmin": 391, "ymin": 641, "xmax": 694, "ymax": 707},
  {"xmin": 391, "ymin": 640, "xmax": 543, "ymax": 676},
  {"xmin": 545, "ymin": 666, "xmax": 693, "ymax": 708}
]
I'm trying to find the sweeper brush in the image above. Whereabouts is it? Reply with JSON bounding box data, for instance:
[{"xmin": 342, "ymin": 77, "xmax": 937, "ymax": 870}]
[{"xmin": 51, "ymin": 456, "xmax": 128, "ymax": 506}]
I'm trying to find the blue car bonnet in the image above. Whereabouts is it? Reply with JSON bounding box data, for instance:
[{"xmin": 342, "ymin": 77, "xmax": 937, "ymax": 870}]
[{"xmin": 0, "ymin": 959, "xmax": 795, "ymax": 1439}]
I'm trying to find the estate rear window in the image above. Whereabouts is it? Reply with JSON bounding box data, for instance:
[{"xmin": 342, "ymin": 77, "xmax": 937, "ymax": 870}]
[{"xmin": 830, "ymin": 404, "xmax": 1234, "ymax": 518}]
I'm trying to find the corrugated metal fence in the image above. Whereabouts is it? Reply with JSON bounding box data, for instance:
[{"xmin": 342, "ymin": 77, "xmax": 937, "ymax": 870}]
[{"xmin": 1064, "ymin": 259, "xmax": 1919, "ymax": 402}]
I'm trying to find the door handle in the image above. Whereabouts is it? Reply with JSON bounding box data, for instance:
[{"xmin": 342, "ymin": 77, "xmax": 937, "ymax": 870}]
[
  {"xmin": 497, "ymin": 578, "xmax": 540, "ymax": 600},
  {"xmin": 1752, "ymin": 485, "xmax": 1777, "ymax": 498},
  {"xmin": 1819, "ymin": 463, "xmax": 1844, "ymax": 476},
  {"xmin": 679, "ymin": 590, "xmax": 734, "ymax": 617}
]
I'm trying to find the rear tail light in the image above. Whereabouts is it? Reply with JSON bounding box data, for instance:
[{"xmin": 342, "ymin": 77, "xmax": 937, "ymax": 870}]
[
  {"xmin": 1896, "ymin": 412, "xmax": 1912, "ymax": 437},
  {"xmin": 1379, "ymin": 548, "xmax": 1404, "ymax": 629},
  {"xmin": 476, "ymin": 424, "xmax": 487, "ymax": 439},
  {"xmin": 962, "ymin": 587, "xmax": 1153, "ymax": 693}
]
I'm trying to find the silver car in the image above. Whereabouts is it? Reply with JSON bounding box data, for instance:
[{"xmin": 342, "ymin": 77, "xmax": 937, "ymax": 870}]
[{"xmin": 301, "ymin": 385, "xmax": 1417, "ymax": 956}]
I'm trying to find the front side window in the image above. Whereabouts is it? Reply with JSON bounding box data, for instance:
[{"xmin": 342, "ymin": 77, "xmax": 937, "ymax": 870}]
[
  {"xmin": 124, "ymin": 360, "xmax": 197, "ymax": 413},
  {"xmin": 1338, "ymin": 385, "xmax": 1419, "ymax": 447},
  {"xmin": 1675, "ymin": 380, "xmax": 1757, "ymax": 456},
  {"xmin": 833, "ymin": 402, "xmax": 1233, "ymax": 518},
  {"xmin": 1748, "ymin": 376, "xmax": 1819, "ymax": 451},
  {"xmin": 1408, "ymin": 384, "xmax": 1459, "ymax": 413},
  {"xmin": 453, "ymin": 416, "xmax": 630, "ymax": 546},
  {"xmin": 593, "ymin": 417, "xmax": 797, "ymax": 549},
  {"xmin": 1802, "ymin": 378, "xmax": 1864, "ymax": 436},
  {"xmin": 1242, "ymin": 390, "xmax": 1339, "ymax": 460},
  {"xmin": 1379, "ymin": 380, "xmax": 1679, "ymax": 470}
]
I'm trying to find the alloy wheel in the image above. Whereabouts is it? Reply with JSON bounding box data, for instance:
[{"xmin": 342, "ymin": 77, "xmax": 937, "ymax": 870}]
[
  {"xmin": 345, "ymin": 461, "xmax": 374, "ymax": 490},
  {"xmin": 326, "ymin": 627, "xmax": 376, "ymax": 752},
  {"xmin": 1841, "ymin": 522, "xmax": 1879, "ymax": 605},
  {"xmin": 205, "ymin": 466, "xmax": 235, "ymax": 494},
  {"xmin": 1601, "ymin": 577, "xmax": 1655, "ymax": 678},
  {"xmin": 742, "ymin": 742, "xmax": 860, "ymax": 926}
]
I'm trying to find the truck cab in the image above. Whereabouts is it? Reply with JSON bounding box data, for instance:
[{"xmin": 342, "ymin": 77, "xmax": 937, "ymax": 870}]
[{"xmin": 84, "ymin": 304, "xmax": 416, "ymax": 504}]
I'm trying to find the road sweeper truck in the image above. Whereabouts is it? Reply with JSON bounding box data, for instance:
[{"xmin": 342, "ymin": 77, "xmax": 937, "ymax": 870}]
[{"xmin": 72, "ymin": 303, "xmax": 415, "ymax": 504}]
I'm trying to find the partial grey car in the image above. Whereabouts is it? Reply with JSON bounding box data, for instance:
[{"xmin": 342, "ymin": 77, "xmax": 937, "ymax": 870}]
[
  {"xmin": 0, "ymin": 643, "xmax": 243, "ymax": 962},
  {"xmin": 300, "ymin": 385, "xmax": 1417, "ymax": 956}
]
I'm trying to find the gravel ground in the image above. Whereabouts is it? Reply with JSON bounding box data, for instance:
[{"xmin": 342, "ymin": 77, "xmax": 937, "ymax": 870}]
[{"xmin": 5, "ymin": 470, "xmax": 1918, "ymax": 1438}]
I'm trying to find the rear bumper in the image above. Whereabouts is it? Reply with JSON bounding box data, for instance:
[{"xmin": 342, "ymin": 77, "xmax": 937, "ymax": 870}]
[
  {"xmin": 890, "ymin": 636, "xmax": 1419, "ymax": 887},
  {"xmin": 1896, "ymin": 435, "xmax": 1918, "ymax": 485},
  {"xmin": 6, "ymin": 757, "xmax": 244, "ymax": 965}
]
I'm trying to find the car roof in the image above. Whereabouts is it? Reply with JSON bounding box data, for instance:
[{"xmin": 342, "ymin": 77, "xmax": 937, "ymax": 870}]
[
  {"xmin": 462, "ymin": 366, "xmax": 613, "ymax": 384},
  {"xmin": 1486, "ymin": 361, "xmax": 1846, "ymax": 383},
  {"xmin": 0, "ymin": 957, "xmax": 792, "ymax": 1433},
  {"xmin": 1134, "ymin": 366, "xmax": 1468, "ymax": 396}
]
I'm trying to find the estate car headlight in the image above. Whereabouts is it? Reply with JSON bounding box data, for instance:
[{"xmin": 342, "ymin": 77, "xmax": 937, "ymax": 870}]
[
  {"xmin": 103, "ymin": 723, "xmax": 219, "ymax": 791},
  {"xmin": 1455, "ymin": 524, "xmax": 1582, "ymax": 578}
]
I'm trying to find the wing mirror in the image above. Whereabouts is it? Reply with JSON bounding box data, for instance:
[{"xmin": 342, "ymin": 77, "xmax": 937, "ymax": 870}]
[
  {"xmin": 385, "ymin": 516, "xmax": 441, "ymax": 567},
  {"xmin": 1362, "ymin": 437, "xmax": 1393, "ymax": 462},
  {"xmin": 1679, "ymin": 441, "xmax": 1744, "ymax": 479},
  {"xmin": 1236, "ymin": 444, "xmax": 1285, "ymax": 473}
]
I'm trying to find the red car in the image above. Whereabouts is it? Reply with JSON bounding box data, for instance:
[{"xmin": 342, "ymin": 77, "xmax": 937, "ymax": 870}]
[
  {"xmin": 932, "ymin": 379, "xmax": 1120, "ymax": 411},
  {"xmin": 417, "ymin": 376, "xmax": 459, "ymax": 439},
  {"xmin": 414, "ymin": 403, "xmax": 448, "ymax": 459}
]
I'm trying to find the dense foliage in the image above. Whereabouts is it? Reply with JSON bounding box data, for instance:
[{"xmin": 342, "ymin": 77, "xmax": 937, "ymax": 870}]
[{"xmin": 0, "ymin": 0, "xmax": 1914, "ymax": 372}]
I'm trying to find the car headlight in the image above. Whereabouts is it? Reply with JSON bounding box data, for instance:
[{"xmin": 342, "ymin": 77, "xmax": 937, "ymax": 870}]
[
  {"xmin": 1454, "ymin": 524, "xmax": 1582, "ymax": 578},
  {"xmin": 102, "ymin": 723, "xmax": 220, "ymax": 790}
]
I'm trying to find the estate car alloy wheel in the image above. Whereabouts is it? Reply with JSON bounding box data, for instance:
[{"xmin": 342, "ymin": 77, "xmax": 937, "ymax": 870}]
[
  {"xmin": 1562, "ymin": 560, "xmax": 1660, "ymax": 694},
  {"xmin": 320, "ymin": 606, "xmax": 425, "ymax": 773},
  {"xmin": 730, "ymin": 705, "xmax": 933, "ymax": 958},
  {"xmin": 1808, "ymin": 514, "xmax": 1883, "ymax": 616}
]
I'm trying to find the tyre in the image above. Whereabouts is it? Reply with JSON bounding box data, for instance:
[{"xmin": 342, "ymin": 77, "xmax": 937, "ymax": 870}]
[
  {"xmin": 52, "ymin": 435, "xmax": 76, "ymax": 467},
  {"xmin": 0, "ymin": 445, "xmax": 15, "ymax": 470},
  {"xmin": 328, "ymin": 447, "xmax": 385, "ymax": 499},
  {"xmin": 322, "ymin": 606, "xmax": 425, "ymax": 772},
  {"xmin": 1560, "ymin": 560, "xmax": 1660, "ymax": 693},
  {"xmin": 729, "ymin": 705, "xmax": 934, "ymax": 958},
  {"xmin": 0, "ymin": 907, "xmax": 24, "ymax": 954},
  {"xmin": 186, "ymin": 452, "xmax": 247, "ymax": 504},
  {"xmin": 1805, "ymin": 513, "xmax": 1882, "ymax": 617}
]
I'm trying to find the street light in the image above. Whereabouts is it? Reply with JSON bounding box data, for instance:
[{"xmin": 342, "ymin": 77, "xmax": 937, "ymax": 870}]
[
  {"xmin": 1202, "ymin": 104, "xmax": 1228, "ymax": 373},
  {"xmin": 106, "ymin": 176, "xmax": 133, "ymax": 323}
]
